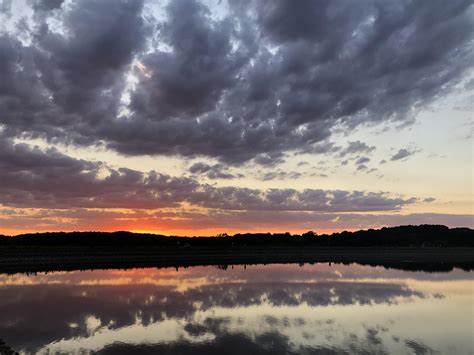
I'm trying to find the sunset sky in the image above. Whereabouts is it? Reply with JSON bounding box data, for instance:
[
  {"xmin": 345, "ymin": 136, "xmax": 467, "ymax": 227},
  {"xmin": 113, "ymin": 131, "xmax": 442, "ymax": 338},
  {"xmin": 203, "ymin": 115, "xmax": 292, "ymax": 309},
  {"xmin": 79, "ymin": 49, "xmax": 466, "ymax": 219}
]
[{"xmin": 0, "ymin": 0, "xmax": 473, "ymax": 235}]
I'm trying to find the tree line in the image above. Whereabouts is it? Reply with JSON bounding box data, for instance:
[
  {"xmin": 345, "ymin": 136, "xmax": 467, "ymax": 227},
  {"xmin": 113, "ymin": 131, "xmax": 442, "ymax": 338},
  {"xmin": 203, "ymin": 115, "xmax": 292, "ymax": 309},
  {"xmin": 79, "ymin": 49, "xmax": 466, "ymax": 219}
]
[{"xmin": 0, "ymin": 225, "xmax": 472, "ymax": 248}]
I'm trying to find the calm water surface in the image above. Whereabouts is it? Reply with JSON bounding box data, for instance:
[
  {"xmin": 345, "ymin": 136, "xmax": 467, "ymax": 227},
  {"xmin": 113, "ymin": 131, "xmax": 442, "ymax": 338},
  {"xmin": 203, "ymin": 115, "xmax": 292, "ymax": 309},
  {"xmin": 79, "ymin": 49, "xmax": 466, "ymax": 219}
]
[{"xmin": 0, "ymin": 263, "xmax": 472, "ymax": 354}]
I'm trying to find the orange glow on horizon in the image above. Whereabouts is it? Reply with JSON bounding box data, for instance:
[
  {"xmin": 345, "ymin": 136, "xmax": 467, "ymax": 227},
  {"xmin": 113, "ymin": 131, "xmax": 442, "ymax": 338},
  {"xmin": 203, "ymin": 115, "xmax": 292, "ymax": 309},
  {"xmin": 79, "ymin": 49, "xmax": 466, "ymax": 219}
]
[{"xmin": 0, "ymin": 225, "xmax": 359, "ymax": 237}]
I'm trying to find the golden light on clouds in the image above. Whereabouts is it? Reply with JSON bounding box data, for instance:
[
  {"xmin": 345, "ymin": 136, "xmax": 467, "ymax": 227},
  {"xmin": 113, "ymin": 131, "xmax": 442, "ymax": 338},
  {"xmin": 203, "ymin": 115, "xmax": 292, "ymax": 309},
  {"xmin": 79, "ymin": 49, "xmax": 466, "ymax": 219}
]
[{"xmin": 0, "ymin": 0, "xmax": 472, "ymax": 235}]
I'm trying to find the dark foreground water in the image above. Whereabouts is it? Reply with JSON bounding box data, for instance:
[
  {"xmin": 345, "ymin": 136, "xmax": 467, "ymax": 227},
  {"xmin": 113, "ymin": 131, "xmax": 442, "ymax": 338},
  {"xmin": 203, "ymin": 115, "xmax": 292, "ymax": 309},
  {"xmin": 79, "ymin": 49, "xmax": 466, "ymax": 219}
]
[{"xmin": 0, "ymin": 263, "xmax": 472, "ymax": 354}]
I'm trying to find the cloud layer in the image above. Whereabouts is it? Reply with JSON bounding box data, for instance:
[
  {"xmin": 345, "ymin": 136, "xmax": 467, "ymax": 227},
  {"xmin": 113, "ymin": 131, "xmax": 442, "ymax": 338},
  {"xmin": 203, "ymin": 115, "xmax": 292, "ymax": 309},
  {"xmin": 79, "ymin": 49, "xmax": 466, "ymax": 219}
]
[
  {"xmin": 0, "ymin": 138, "xmax": 415, "ymax": 212},
  {"xmin": 1, "ymin": 0, "xmax": 472, "ymax": 233},
  {"xmin": 1, "ymin": 0, "xmax": 473, "ymax": 163}
]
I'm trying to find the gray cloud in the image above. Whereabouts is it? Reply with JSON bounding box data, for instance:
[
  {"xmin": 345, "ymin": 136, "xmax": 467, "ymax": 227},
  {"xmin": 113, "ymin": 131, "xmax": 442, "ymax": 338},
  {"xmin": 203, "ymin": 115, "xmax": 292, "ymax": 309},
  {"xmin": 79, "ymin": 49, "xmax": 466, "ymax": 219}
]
[
  {"xmin": 189, "ymin": 162, "xmax": 236, "ymax": 180},
  {"xmin": 356, "ymin": 157, "xmax": 370, "ymax": 165},
  {"xmin": 32, "ymin": 0, "xmax": 64, "ymax": 12},
  {"xmin": 129, "ymin": 0, "xmax": 249, "ymax": 120},
  {"xmin": 253, "ymin": 153, "xmax": 286, "ymax": 167},
  {"xmin": 0, "ymin": 137, "xmax": 198, "ymax": 210},
  {"xmin": 0, "ymin": 0, "xmax": 472, "ymax": 163},
  {"xmin": 391, "ymin": 148, "xmax": 418, "ymax": 161},
  {"xmin": 355, "ymin": 156, "xmax": 371, "ymax": 171},
  {"xmin": 260, "ymin": 170, "xmax": 302, "ymax": 181},
  {"xmin": 0, "ymin": 0, "xmax": 148, "ymax": 144},
  {"xmin": 188, "ymin": 186, "xmax": 416, "ymax": 212},
  {"xmin": 339, "ymin": 141, "xmax": 376, "ymax": 158},
  {"xmin": 189, "ymin": 162, "xmax": 213, "ymax": 174},
  {"xmin": 0, "ymin": 139, "xmax": 416, "ymax": 212},
  {"xmin": 0, "ymin": 0, "xmax": 472, "ymax": 235}
]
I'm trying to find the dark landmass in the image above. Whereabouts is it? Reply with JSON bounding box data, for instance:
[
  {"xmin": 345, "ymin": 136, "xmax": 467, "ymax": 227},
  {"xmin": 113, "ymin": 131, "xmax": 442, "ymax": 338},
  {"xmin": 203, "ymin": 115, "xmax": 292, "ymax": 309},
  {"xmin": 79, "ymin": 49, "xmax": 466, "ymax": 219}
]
[
  {"xmin": 2, "ymin": 224, "xmax": 473, "ymax": 247},
  {"xmin": 0, "ymin": 225, "xmax": 472, "ymax": 274},
  {"xmin": 0, "ymin": 338, "xmax": 18, "ymax": 355}
]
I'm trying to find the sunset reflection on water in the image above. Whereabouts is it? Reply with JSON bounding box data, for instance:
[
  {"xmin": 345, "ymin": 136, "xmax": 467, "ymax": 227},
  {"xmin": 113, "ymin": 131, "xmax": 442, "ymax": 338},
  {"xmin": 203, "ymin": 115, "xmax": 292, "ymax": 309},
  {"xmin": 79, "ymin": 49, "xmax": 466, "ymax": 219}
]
[{"xmin": 0, "ymin": 263, "xmax": 472, "ymax": 354}]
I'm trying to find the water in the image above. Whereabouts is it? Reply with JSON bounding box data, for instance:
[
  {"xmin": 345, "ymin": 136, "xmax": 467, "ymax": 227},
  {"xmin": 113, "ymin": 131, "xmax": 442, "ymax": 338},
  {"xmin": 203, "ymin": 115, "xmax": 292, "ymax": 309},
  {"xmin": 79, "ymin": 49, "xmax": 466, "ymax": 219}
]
[{"xmin": 0, "ymin": 263, "xmax": 472, "ymax": 354}]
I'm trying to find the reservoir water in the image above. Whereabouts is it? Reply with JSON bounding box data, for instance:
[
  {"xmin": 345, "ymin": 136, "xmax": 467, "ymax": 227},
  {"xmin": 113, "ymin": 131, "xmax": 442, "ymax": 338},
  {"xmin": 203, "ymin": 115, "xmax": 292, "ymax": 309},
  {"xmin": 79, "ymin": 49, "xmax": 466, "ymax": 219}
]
[{"xmin": 0, "ymin": 263, "xmax": 472, "ymax": 354}]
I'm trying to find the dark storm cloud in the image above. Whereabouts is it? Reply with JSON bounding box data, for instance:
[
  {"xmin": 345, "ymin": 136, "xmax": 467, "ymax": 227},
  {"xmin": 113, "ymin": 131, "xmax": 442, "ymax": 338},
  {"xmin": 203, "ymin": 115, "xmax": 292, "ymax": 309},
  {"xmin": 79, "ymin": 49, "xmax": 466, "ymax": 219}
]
[
  {"xmin": 253, "ymin": 0, "xmax": 473, "ymax": 128},
  {"xmin": 0, "ymin": 139, "xmax": 415, "ymax": 212},
  {"xmin": 0, "ymin": 0, "xmax": 148, "ymax": 143},
  {"xmin": 36, "ymin": 0, "xmax": 147, "ymax": 124},
  {"xmin": 0, "ymin": 0, "xmax": 472, "ymax": 162},
  {"xmin": 129, "ymin": 0, "xmax": 250, "ymax": 120}
]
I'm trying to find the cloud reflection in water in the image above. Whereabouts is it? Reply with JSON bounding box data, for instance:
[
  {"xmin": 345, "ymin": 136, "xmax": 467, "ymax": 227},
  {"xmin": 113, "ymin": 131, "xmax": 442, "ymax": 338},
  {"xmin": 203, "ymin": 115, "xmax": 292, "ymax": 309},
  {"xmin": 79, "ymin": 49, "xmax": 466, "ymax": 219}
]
[{"xmin": 0, "ymin": 263, "xmax": 471, "ymax": 354}]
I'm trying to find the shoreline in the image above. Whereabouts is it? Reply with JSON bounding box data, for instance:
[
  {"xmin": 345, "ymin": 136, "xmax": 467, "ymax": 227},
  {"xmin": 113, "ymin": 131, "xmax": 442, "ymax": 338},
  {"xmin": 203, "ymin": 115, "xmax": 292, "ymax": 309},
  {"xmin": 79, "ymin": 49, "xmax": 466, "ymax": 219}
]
[{"xmin": 1, "ymin": 246, "xmax": 473, "ymax": 274}]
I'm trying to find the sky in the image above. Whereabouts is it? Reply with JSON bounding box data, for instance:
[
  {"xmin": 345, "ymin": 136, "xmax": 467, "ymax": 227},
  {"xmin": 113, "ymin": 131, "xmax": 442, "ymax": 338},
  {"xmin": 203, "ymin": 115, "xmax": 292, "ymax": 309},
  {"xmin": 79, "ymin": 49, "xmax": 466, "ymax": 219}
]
[{"xmin": 0, "ymin": 0, "xmax": 473, "ymax": 236}]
